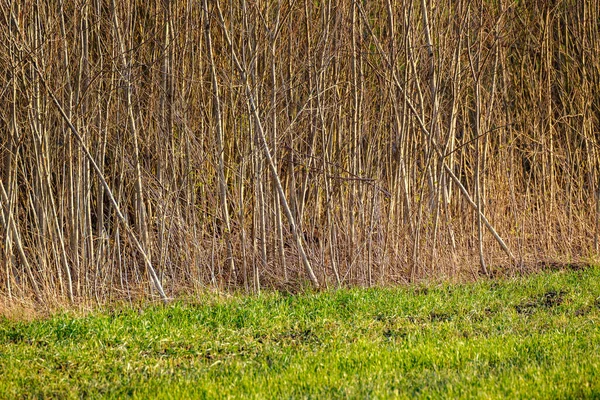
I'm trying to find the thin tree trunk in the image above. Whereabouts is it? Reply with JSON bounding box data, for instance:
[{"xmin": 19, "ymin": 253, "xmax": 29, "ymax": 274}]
[{"xmin": 203, "ymin": 0, "xmax": 237, "ymax": 281}]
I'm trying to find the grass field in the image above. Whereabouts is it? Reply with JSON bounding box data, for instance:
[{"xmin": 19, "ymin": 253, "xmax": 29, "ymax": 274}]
[{"xmin": 1, "ymin": 267, "xmax": 599, "ymax": 399}]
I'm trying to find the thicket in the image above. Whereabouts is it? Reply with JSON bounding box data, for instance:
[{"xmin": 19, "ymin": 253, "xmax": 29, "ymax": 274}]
[{"xmin": 1, "ymin": 0, "xmax": 599, "ymax": 303}]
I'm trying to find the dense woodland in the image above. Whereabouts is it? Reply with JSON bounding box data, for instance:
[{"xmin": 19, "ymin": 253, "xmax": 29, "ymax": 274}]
[{"xmin": 0, "ymin": 0, "xmax": 599, "ymax": 303}]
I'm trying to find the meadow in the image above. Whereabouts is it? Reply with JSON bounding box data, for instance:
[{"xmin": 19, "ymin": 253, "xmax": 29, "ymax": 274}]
[
  {"xmin": 1, "ymin": 266, "xmax": 599, "ymax": 399},
  {"xmin": 2, "ymin": 3, "xmax": 599, "ymax": 397}
]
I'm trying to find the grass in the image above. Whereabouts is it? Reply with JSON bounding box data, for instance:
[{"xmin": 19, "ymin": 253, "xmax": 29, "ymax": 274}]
[{"xmin": 1, "ymin": 267, "xmax": 599, "ymax": 399}]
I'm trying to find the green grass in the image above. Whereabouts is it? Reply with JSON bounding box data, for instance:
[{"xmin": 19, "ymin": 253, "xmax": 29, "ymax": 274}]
[{"xmin": 1, "ymin": 267, "xmax": 599, "ymax": 399}]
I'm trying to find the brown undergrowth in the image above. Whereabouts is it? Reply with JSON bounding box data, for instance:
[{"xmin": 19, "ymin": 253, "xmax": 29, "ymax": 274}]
[{"xmin": 0, "ymin": 1, "xmax": 598, "ymax": 306}]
